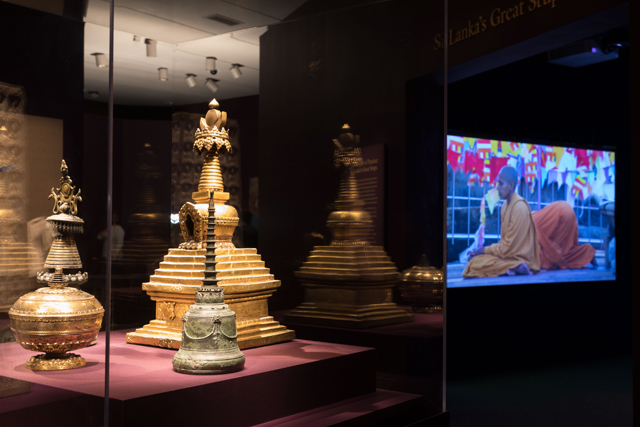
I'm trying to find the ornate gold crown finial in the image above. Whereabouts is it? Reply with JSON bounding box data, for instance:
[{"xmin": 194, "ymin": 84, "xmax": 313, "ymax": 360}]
[
  {"xmin": 49, "ymin": 160, "xmax": 82, "ymax": 216},
  {"xmin": 195, "ymin": 98, "xmax": 231, "ymax": 155}
]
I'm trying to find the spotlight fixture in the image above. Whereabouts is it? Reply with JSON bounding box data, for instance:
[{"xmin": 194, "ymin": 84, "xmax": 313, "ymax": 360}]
[
  {"xmin": 230, "ymin": 64, "xmax": 243, "ymax": 79},
  {"xmin": 145, "ymin": 38, "xmax": 157, "ymax": 57},
  {"xmin": 206, "ymin": 57, "xmax": 217, "ymax": 75},
  {"xmin": 133, "ymin": 35, "xmax": 141, "ymax": 42},
  {"xmin": 88, "ymin": 91, "xmax": 99, "ymax": 99},
  {"xmin": 91, "ymin": 53, "xmax": 107, "ymax": 68},
  {"xmin": 158, "ymin": 67, "xmax": 168, "ymax": 81},
  {"xmin": 185, "ymin": 74, "xmax": 197, "ymax": 88},
  {"xmin": 205, "ymin": 78, "xmax": 219, "ymax": 93}
]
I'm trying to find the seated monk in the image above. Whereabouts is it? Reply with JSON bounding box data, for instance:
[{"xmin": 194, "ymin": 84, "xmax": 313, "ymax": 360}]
[
  {"xmin": 532, "ymin": 201, "xmax": 596, "ymax": 270},
  {"xmin": 463, "ymin": 166, "xmax": 540, "ymax": 278}
]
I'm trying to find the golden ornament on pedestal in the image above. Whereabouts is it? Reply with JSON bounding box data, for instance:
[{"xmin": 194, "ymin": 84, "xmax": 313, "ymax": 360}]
[
  {"xmin": 285, "ymin": 125, "xmax": 412, "ymax": 328},
  {"xmin": 8, "ymin": 161, "xmax": 104, "ymax": 370},
  {"xmin": 127, "ymin": 99, "xmax": 294, "ymax": 350},
  {"xmin": 398, "ymin": 255, "xmax": 443, "ymax": 313}
]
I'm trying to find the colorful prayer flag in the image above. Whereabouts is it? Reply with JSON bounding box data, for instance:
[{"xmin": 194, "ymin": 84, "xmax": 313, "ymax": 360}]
[
  {"xmin": 485, "ymin": 188, "xmax": 499, "ymax": 215},
  {"xmin": 571, "ymin": 175, "xmax": 588, "ymax": 200},
  {"xmin": 447, "ymin": 148, "xmax": 461, "ymax": 171},
  {"xmin": 448, "ymin": 136, "xmax": 464, "ymax": 153},
  {"xmin": 490, "ymin": 157, "xmax": 509, "ymax": 183},
  {"xmin": 477, "ymin": 139, "xmax": 492, "ymax": 159}
]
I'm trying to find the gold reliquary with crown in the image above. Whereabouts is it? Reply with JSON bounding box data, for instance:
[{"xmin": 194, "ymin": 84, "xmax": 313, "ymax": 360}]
[{"xmin": 126, "ymin": 99, "xmax": 294, "ymax": 350}]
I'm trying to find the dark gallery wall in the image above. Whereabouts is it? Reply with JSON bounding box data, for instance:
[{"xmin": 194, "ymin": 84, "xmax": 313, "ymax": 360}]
[
  {"xmin": 259, "ymin": 0, "xmax": 446, "ymax": 309},
  {"xmin": 0, "ymin": 1, "xmax": 86, "ymax": 256},
  {"xmin": 259, "ymin": 0, "xmax": 631, "ymax": 379},
  {"xmin": 0, "ymin": 3, "xmax": 84, "ymax": 169}
]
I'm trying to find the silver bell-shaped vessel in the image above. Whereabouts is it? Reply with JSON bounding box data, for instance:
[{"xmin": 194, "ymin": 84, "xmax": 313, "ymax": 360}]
[
  {"xmin": 172, "ymin": 194, "xmax": 245, "ymax": 374},
  {"xmin": 172, "ymin": 286, "xmax": 245, "ymax": 374}
]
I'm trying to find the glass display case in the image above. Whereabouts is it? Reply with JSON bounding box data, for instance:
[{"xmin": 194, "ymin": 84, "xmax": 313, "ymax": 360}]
[
  {"xmin": 0, "ymin": 0, "xmax": 630, "ymax": 425},
  {"xmin": 1, "ymin": 0, "xmax": 447, "ymax": 425}
]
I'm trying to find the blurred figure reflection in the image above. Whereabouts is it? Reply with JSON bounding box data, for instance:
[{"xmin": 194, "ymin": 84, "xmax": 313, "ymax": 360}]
[{"xmin": 97, "ymin": 214, "xmax": 125, "ymax": 274}]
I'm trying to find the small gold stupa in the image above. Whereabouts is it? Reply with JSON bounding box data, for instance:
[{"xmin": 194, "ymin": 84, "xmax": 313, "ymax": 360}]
[
  {"xmin": 127, "ymin": 99, "xmax": 294, "ymax": 350},
  {"xmin": 9, "ymin": 161, "xmax": 104, "ymax": 370},
  {"xmin": 285, "ymin": 125, "xmax": 412, "ymax": 328}
]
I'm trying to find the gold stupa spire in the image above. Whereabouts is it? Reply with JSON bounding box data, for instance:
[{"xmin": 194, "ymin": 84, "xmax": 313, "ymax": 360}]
[
  {"xmin": 194, "ymin": 99, "xmax": 231, "ymax": 194},
  {"xmin": 176, "ymin": 99, "xmax": 238, "ymax": 249},
  {"xmin": 326, "ymin": 124, "xmax": 372, "ymax": 246},
  {"xmin": 333, "ymin": 124, "xmax": 366, "ymax": 212}
]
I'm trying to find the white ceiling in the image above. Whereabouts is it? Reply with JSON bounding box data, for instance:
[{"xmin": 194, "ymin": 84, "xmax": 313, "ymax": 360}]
[{"xmin": 83, "ymin": 0, "xmax": 307, "ymax": 106}]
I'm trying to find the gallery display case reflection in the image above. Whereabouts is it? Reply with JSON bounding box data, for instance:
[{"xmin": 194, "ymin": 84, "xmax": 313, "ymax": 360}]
[
  {"xmin": 127, "ymin": 99, "xmax": 294, "ymax": 349},
  {"xmin": 285, "ymin": 125, "xmax": 412, "ymax": 328},
  {"xmin": 0, "ymin": 83, "xmax": 40, "ymax": 313},
  {"xmin": 398, "ymin": 255, "xmax": 444, "ymax": 313},
  {"xmin": 118, "ymin": 141, "xmax": 170, "ymax": 272}
]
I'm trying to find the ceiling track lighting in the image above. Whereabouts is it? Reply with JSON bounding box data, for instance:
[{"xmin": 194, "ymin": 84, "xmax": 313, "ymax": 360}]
[
  {"xmin": 185, "ymin": 74, "xmax": 197, "ymax": 88},
  {"xmin": 205, "ymin": 78, "xmax": 219, "ymax": 93},
  {"xmin": 206, "ymin": 57, "xmax": 218, "ymax": 75},
  {"xmin": 145, "ymin": 38, "xmax": 157, "ymax": 57},
  {"xmin": 230, "ymin": 64, "xmax": 243, "ymax": 79},
  {"xmin": 91, "ymin": 53, "xmax": 107, "ymax": 68},
  {"xmin": 158, "ymin": 67, "xmax": 168, "ymax": 81}
]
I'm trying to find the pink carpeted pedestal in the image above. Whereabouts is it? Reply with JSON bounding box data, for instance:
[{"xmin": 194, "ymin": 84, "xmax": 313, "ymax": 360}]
[{"xmin": 0, "ymin": 329, "xmax": 426, "ymax": 426}]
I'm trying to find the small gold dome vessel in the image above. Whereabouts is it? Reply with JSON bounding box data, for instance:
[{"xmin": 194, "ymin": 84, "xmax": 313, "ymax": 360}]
[
  {"xmin": 398, "ymin": 255, "xmax": 444, "ymax": 313},
  {"xmin": 9, "ymin": 268, "xmax": 104, "ymax": 370}
]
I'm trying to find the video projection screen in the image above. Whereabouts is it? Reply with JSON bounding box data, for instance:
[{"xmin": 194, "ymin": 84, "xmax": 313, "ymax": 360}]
[{"xmin": 446, "ymin": 134, "xmax": 616, "ymax": 288}]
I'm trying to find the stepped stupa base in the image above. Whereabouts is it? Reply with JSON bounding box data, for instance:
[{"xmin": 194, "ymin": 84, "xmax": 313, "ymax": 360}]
[
  {"xmin": 285, "ymin": 282, "xmax": 413, "ymax": 329},
  {"xmin": 287, "ymin": 244, "xmax": 413, "ymax": 329},
  {"xmin": 126, "ymin": 247, "xmax": 295, "ymax": 350}
]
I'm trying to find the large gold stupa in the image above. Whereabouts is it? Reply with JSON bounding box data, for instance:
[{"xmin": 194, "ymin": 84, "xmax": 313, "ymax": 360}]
[
  {"xmin": 285, "ymin": 125, "xmax": 412, "ymax": 328},
  {"xmin": 127, "ymin": 99, "xmax": 294, "ymax": 350}
]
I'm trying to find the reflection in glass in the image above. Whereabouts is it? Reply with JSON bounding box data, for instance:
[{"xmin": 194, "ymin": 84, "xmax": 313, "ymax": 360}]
[{"xmin": 286, "ymin": 124, "xmax": 412, "ymax": 328}]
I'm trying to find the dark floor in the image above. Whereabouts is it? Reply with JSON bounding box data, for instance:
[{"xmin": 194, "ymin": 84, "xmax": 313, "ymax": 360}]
[{"xmin": 446, "ymin": 355, "xmax": 632, "ymax": 426}]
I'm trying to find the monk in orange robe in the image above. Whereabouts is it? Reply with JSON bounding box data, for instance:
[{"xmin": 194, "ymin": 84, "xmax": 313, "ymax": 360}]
[
  {"xmin": 532, "ymin": 201, "xmax": 595, "ymax": 270},
  {"xmin": 463, "ymin": 166, "xmax": 540, "ymax": 278}
]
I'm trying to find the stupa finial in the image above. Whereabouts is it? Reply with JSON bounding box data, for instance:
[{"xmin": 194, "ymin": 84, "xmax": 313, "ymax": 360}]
[
  {"xmin": 49, "ymin": 160, "xmax": 82, "ymax": 216},
  {"xmin": 194, "ymin": 99, "xmax": 230, "ymax": 155}
]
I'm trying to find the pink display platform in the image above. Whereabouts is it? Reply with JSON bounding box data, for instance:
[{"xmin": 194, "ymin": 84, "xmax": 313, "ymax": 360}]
[{"xmin": 0, "ymin": 329, "xmax": 427, "ymax": 426}]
